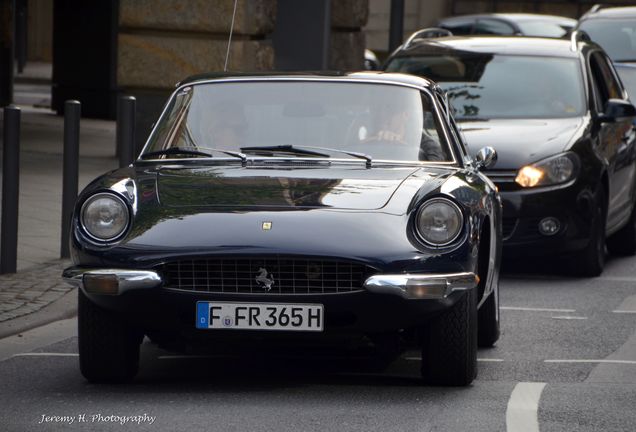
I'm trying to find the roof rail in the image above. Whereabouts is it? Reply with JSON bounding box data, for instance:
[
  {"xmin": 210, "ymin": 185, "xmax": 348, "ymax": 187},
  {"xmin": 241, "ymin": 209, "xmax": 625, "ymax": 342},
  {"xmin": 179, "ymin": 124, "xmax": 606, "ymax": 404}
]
[
  {"xmin": 403, "ymin": 27, "xmax": 454, "ymax": 48},
  {"xmin": 581, "ymin": 4, "xmax": 610, "ymax": 19},
  {"xmin": 570, "ymin": 30, "xmax": 591, "ymax": 52},
  {"xmin": 588, "ymin": 4, "xmax": 605, "ymax": 14}
]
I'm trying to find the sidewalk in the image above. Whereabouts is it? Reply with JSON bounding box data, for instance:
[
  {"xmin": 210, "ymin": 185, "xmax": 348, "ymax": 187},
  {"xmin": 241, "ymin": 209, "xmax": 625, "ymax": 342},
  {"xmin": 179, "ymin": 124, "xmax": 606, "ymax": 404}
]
[{"xmin": 0, "ymin": 102, "xmax": 119, "ymax": 336}]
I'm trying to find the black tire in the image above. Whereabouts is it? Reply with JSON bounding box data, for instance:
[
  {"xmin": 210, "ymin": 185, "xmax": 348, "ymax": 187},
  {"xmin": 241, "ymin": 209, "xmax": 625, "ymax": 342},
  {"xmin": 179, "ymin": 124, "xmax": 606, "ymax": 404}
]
[
  {"xmin": 78, "ymin": 290, "xmax": 142, "ymax": 382},
  {"xmin": 476, "ymin": 229, "xmax": 499, "ymax": 348},
  {"xmin": 607, "ymin": 202, "xmax": 636, "ymax": 256},
  {"xmin": 571, "ymin": 189, "xmax": 606, "ymax": 277},
  {"xmin": 478, "ymin": 288, "xmax": 500, "ymax": 348},
  {"xmin": 420, "ymin": 289, "xmax": 477, "ymax": 386}
]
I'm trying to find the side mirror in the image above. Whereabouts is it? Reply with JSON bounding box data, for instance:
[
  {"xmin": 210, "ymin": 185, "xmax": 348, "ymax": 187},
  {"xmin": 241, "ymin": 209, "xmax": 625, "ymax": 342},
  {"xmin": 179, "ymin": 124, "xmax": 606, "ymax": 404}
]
[
  {"xmin": 599, "ymin": 99, "xmax": 636, "ymax": 123},
  {"xmin": 474, "ymin": 146, "xmax": 497, "ymax": 170}
]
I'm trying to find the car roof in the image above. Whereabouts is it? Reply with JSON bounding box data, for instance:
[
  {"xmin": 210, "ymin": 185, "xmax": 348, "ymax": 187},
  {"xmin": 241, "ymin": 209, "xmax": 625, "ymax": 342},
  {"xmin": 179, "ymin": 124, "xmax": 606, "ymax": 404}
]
[
  {"xmin": 392, "ymin": 36, "xmax": 585, "ymax": 58},
  {"xmin": 178, "ymin": 71, "xmax": 438, "ymax": 90},
  {"xmin": 581, "ymin": 6, "xmax": 636, "ymax": 20},
  {"xmin": 440, "ymin": 13, "xmax": 576, "ymax": 25}
]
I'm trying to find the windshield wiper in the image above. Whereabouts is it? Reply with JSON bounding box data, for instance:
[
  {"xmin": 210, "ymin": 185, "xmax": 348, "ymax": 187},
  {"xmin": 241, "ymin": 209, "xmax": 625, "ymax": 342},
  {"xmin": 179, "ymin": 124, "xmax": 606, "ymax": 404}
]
[
  {"xmin": 241, "ymin": 145, "xmax": 330, "ymax": 158},
  {"xmin": 241, "ymin": 145, "xmax": 372, "ymax": 168},
  {"xmin": 141, "ymin": 146, "xmax": 247, "ymax": 164}
]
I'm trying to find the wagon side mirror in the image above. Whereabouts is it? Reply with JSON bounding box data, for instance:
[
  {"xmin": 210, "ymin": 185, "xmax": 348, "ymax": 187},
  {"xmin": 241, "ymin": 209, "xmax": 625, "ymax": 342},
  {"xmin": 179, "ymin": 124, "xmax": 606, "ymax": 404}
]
[
  {"xmin": 599, "ymin": 99, "xmax": 636, "ymax": 123},
  {"xmin": 474, "ymin": 146, "xmax": 497, "ymax": 170}
]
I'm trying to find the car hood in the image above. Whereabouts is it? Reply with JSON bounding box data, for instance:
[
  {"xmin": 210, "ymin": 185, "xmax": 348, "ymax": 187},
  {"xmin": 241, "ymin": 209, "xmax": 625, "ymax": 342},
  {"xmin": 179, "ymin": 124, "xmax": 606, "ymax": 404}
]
[
  {"xmin": 457, "ymin": 118, "xmax": 584, "ymax": 170},
  {"xmin": 156, "ymin": 164, "xmax": 435, "ymax": 210}
]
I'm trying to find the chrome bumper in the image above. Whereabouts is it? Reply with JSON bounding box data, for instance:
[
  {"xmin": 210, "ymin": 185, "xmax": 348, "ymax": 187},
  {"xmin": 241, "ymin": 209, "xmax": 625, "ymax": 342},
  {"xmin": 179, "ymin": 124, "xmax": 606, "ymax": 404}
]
[
  {"xmin": 363, "ymin": 272, "xmax": 478, "ymax": 299},
  {"xmin": 63, "ymin": 267, "xmax": 476, "ymax": 299},
  {"xmin": 63, "ymin": 268, "xmax": 162, "ymax": 295}
]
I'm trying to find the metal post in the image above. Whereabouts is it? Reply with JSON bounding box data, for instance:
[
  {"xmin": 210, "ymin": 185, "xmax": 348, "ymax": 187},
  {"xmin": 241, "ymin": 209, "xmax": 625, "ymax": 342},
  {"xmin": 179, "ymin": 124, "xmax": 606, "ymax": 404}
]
[
  {"xmin": 388, "ymin": 0, "xmax": 405, "ymax": 54},
  {"xmin": 0, "ymin": 0, "xmax": 15, "ymax": 106},
  {"xmin": 1, "ymin": 105, "xmax": 20, "ymax": 273},
  {"xmin": 14, "ymin": 0, "xmax": 26, "ymax": 73},
  {"xmin": 60, "ymin": 100, "xmax": 80, "ymax": 258},
  {"xmin": 118, "ymin": 95, "xmax": 136, "ymax": 167}
]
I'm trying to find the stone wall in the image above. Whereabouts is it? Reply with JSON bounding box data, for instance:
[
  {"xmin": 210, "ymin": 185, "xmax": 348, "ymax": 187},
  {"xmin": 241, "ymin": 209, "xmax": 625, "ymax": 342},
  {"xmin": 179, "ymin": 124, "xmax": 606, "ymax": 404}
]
[
  {"xmin": 330, "ymin": 0, "xmax": 368, "ymax": 70},
  {"xmin": 117, "ymin": 0, "xmax": 276, "ymax": 152},
  {"xmin": 118, "ymin": 0, "xmax": 276, "ymax": 90}
]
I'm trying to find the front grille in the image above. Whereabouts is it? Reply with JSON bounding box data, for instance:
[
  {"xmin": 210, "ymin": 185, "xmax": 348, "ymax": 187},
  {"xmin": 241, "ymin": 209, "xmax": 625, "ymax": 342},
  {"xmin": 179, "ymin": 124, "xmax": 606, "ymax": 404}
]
[
  {"xmin": 161, "ymin": 257, "xmax": 375, "ymax": 294},
  {"xmin": 484, "ymin": 170, "xmax": 519, "ymax": 192}
]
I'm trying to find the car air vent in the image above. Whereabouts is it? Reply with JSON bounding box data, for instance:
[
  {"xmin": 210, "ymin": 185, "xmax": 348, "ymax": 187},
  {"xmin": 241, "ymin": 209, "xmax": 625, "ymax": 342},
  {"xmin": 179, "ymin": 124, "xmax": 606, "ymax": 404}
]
[
  {"xmin": 255, "ymin": 160, "xmax": 331, "ymax": 167},
  {"xmin": 161, "ymin": 257, "xmax": 376, "ymax": 294}
]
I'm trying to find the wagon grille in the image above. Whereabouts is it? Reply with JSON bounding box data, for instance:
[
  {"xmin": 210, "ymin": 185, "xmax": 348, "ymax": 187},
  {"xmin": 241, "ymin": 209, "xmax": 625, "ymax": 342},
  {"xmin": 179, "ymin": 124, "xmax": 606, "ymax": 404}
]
[
  {"xmin": 161, "ymin": 257, "xmax": 375, "ymax": 294},
  {"xmin": 484, "ymin": 170, "xmax": 519, "ymax": 192}
]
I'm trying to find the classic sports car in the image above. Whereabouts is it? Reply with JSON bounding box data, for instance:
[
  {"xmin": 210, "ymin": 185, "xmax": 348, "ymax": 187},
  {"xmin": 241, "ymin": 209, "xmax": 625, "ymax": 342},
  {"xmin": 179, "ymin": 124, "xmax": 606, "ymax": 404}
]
[{"xmin": 63, "ymin": 72, "xmax": 502, "ymax": 386}]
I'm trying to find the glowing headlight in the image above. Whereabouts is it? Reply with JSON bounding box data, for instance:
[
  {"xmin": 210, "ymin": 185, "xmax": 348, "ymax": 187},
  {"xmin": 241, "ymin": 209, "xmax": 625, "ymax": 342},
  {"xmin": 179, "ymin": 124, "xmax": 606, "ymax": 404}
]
[
  {"xmin": 416, "ymin": 198, "xmax": 463, "ymax": 246},
  {"xmin": 80, "ymin": 193, "xmax": 129, "ymax": 241},
  {"xmin": 515, "ymin": 153, "xmax": 578, "ymax": 188}
]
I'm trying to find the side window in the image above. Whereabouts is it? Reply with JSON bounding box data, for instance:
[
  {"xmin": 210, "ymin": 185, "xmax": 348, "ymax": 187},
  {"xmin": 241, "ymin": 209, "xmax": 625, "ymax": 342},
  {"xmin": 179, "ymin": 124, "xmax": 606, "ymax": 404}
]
[
  {"xmin": 591, "ymin": 52, "xmax": 623, "ymax": 105},
  {"xmin": 474, "ymin": 19, "xmax": 516, "ymax": 36},
  {"xmin": 440, "ymin": 19, "xmax": 475, "ymax": 36},
  {"xmin": 588, "ymin": 61, "xmax": 604, "ymax": 113}
]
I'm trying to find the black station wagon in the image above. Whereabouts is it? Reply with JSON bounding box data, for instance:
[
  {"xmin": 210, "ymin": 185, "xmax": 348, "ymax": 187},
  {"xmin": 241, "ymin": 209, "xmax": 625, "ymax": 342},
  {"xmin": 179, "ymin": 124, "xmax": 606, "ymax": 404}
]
[
  {"xmin": 385, "ymin": 33, "xmax": 636, "ymax": 276},
  {"xmin": 64, "ymin": 73, "xmax": 502, "ymax": 386}
]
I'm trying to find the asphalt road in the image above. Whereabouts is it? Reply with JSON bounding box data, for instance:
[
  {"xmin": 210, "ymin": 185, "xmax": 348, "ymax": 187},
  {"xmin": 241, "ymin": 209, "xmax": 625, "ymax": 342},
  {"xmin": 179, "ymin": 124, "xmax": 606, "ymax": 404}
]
[{"xmin": 1, "ymin": 256, "xmax": 635, "ymax": 432}]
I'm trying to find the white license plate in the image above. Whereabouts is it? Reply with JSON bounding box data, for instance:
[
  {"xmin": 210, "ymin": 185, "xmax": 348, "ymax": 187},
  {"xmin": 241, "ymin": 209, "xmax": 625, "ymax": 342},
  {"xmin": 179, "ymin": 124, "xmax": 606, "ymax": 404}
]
[{"xmin": 196, "ymin": 302, "xmax": 324, "ymax": 332}]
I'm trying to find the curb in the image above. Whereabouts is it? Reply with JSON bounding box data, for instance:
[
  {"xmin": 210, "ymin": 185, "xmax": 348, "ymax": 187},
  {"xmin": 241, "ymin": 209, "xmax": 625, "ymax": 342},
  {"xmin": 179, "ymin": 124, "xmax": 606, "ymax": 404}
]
[{"xmin": 0, "ymin": 288, "xmax": 77, "ymax": 340}]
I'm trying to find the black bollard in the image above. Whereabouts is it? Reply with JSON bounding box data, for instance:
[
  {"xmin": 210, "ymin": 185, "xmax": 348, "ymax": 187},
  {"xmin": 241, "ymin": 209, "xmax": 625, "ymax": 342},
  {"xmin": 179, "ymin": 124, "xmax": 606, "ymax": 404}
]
[
  {"xmin": 1, "ymin": 106, "xmax": 21, "ymax": 274},
  {"xmin": 388, "ymin": 0, "xmax": 405, "ymax": 53},
  {"xmin": 60, "ymin": 100, "xmax": 81, "ymax": 258},
  {"xmin": 118, "ymin": 96, "xmax": 136, "ymax": 168}
]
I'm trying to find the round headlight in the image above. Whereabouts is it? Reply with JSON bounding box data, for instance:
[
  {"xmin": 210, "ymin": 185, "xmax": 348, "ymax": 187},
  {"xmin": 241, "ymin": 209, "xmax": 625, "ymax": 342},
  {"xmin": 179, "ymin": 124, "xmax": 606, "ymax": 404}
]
[
  {"xmin": 80, "ymin": 193, "xmax": 129, "ymax": 241},
  {"xmin": 415, "ymin": 198, "xmax": 463, "ymax": 246}
]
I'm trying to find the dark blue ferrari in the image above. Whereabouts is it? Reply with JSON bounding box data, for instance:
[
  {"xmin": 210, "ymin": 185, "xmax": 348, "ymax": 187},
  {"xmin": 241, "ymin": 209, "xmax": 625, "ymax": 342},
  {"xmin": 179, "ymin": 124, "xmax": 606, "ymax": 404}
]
[{"xmin": 63, "ymin": 72, "xmax": 502, "ymax": 386}]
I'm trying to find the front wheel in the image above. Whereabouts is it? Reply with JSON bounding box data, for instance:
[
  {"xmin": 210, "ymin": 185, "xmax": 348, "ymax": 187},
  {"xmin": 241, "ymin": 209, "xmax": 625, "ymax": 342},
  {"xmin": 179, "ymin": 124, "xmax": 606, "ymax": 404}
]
[
  {"xmin": 420, "ymin": 289, "xmax": 477, "ymax": 386},
  {"xmin": 607, "ymin": 202, "xmax": 636, "ymax": 256},
  {"xmin": 570, "ymin": 189, "xmax": 606, "ymax": 277},
  {"xmin": 478, "ymin": 288, "xmax": 500, "ymax": 348},
  {"xmin": 78, "ymin": 290, "xmax": 142, "ymax": 382}
]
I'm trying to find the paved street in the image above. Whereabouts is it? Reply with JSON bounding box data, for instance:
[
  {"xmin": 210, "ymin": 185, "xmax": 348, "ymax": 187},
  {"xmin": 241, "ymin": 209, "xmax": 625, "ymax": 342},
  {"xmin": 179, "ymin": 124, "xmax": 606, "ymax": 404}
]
[{"xmin": 0, "ymin": 256, "xmax": 635, "ymax": 432}]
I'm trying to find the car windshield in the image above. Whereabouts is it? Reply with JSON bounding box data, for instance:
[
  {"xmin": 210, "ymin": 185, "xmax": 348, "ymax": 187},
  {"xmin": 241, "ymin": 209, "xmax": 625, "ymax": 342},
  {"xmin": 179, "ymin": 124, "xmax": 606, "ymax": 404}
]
[
  {"xmin": 143, "ymin": 81, "xmax": 453, "ymax": 163},
  {"xmin": 578, "ymin": 19, "xmax": 636, "ymax": 62},
  {"xmin": 386, "ymin": 54, "xmax": 585, "ymax": 119}
]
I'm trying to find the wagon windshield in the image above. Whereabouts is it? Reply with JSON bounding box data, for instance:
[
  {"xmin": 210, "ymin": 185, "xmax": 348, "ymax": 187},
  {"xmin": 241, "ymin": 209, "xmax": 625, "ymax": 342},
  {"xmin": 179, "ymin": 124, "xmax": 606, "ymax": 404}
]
[
  {"xmin": 143, "ymin": 81, "xmax": 454, "ymax": 163},
  {"xmin": 385, "ymin": 54, "xmax": 585, "ymax": 119}
]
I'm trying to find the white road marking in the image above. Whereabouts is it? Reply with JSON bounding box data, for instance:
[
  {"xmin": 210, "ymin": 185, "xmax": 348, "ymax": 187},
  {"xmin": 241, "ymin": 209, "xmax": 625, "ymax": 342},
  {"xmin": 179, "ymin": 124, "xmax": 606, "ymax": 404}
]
[
  {"xmin": 612, "ymin": 295, "xmax": 636, "ymax": 314},
  {"xmin": 0, "ymin": 318, "xmax": 77, "ymax": 361},
  {"xmin": 158, "ymin": 355, "xmax": 222, "ymax": 360},
  {"xmin": 596, "ymin": 276, "xmax": 636, "ymax": 282},
  {"xmin": 545, "ymin": 359, "xmax": 636, "ymax": 365},
  {"xmin": 501, "ymin": 306, "xmax": 576, "ymax": 313},
  {"xmin": 506, "ymin": 382, "xmax": 546, "ymax": 432},
  {"xmin": 403, "ymin": 356, "xmax": 504, "ymax": 362},
  {"xmin": 551, "ymin": 316, "xmax": 588, "ymax": 320},
  {"xmin": 12, "ymin": 352, "xmax": 78, "ymax": 357}
]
